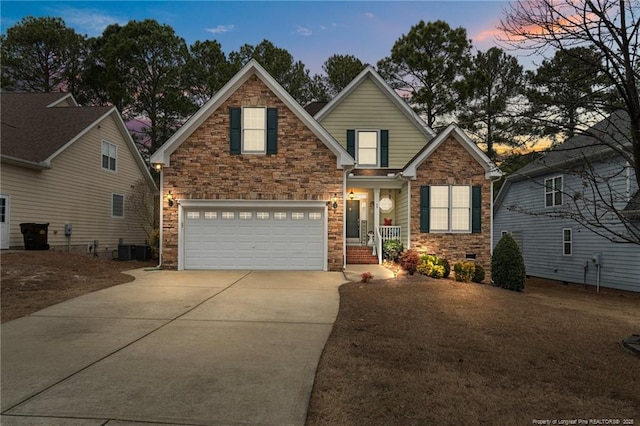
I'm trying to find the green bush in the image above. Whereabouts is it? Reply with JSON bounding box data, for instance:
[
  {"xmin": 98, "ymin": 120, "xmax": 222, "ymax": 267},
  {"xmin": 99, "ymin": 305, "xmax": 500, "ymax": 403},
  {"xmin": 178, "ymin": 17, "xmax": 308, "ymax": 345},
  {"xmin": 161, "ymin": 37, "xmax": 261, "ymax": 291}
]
[
  {"xmin": 491, "ymin": 234, "xmax": 526, "ymax": 291},
  {"xmin": 453, "ymin": 261, "xmax": 476, "ymax": 283},
  {"xmin": 383, "ymin": 239, "xmax": 404, "ymax": 262},
  {"xmin": 417, "ymin": 254, "xmax": 448, "ymax": 279},
  {"xmin": 472, "ymin": 263, "xmax": 485, "ymax": 283},
  {"xmin": 401, "ymin": 249, "xmax": 420, "ymax": 275},
  {"xmin": 441, "ymin": 258, "xmax": 451, "ymax": 278}
]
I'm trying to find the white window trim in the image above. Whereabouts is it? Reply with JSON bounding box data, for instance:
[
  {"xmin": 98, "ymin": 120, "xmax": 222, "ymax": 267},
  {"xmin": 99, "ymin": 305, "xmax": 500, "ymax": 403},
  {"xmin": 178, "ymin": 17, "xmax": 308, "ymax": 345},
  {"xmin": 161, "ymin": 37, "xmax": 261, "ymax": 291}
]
[
  {"xmin": 356, "ymin": 129, "xmax": 380, "ymax": 168},
  {"xmin": 102, "ymin": 140, "xmax": 117, "ymax": 172},
  {"xmin": 430, "ymin": 185, "xmax": 472, "ymax": 234},
  {"xmin": 241, "ymin": 106, "xmax": 267, "ymax": 154},
  {"xmin": 563, "ymin": 228, "xmax": 572, "ymax": 256},
  {"xmin": 545, "ymin": 175, "xmax": 563, "ymax": 207},
  {"xmin": 112, "ymin": 193, "xmax": 124, "ymax": 219}
]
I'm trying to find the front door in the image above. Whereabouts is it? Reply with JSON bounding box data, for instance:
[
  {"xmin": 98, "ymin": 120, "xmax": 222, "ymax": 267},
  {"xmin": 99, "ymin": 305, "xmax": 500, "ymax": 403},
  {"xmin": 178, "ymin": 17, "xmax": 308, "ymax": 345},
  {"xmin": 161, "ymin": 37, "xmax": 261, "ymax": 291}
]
[
  {"xmin": 346, "ymin": 200, "xmax": 360, "ymax": 239},
  {"xmin": 0, "ymin": 195, "xmax": 9, "ymax": 249}
]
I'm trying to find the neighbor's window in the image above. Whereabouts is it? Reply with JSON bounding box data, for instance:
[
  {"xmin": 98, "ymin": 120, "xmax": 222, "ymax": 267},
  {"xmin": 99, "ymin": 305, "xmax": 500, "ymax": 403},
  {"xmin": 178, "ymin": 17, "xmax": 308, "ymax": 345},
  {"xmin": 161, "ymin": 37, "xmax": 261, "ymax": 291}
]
[
  {"xmin": 112, "ymin": 193, "xmax": 124, "ymax": 218},
  {"xmin": 102, "ymin": 141, "xmax": 117, "ymax": 171},
  {"xmin": 243, "ymin": 107, "xmax": 266, "ymax": 153},
  {"xmin": 430, "ymin": 185, "xmax": 471, "ymax": 232},
  {"xmin": 357, "ymin": 131, "xmax": 378, "ymax": 167},
  {"xmin": 545, "ymin": 176, "xmax": 563, "ymax": 207},
  {"xmin": 563, "ymin": 228, "xmax": 572, "ymax": 256}
]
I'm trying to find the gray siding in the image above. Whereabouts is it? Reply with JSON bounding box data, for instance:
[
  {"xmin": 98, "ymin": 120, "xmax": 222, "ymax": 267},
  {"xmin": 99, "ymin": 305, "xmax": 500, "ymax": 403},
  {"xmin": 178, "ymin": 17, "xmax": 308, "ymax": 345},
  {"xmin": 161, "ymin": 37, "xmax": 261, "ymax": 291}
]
[{"xmin": 494, "ymin": 157, "xmax": 640, "ymax": 292}]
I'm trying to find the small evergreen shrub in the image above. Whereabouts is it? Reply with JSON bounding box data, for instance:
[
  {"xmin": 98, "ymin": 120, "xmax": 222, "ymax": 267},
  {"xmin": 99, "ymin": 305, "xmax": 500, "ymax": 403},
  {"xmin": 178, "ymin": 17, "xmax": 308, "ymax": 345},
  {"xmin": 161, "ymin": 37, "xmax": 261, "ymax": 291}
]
[
  {"xmin": 383, "ymin": 240, "xmax": 404, "ymax": 262},
  {"xmin": 453, "ymin": 261, "xmax": 476, "ymax": 283},
  {"xmin": 472, "ymin": 263, "xmax": 485, "ymax": 283},
  {"xmin": 417, "ymin": 254, "xmax": 447, "ymax": 279},
  {"xmin": 401, "ymin": 249, "xmax": 420, "ymax": 275},
  {"xmin": 442, "ymin": 258, "xmax": 451, "ymax": 278},
  {"xmin": 491, "ymin": 234, "xmax": 526, "ymax": 291}
]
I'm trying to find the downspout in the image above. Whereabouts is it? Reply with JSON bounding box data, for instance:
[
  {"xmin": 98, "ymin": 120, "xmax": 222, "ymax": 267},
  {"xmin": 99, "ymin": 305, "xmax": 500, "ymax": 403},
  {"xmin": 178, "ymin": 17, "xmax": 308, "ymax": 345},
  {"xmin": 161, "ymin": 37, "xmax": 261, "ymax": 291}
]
[
  {"xmin": 489, "ymin": 174, "xmax": 502, "ymax": 255},
  {"xmin": 156, "ymin": 168, "xmax": 164, "ymax": 269}
]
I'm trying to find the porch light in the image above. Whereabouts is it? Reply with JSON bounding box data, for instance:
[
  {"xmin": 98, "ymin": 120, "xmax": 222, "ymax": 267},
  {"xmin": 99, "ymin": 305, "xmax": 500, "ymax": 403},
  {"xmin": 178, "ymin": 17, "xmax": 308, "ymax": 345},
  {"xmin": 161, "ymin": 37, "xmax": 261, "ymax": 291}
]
[
  {"xmin": 166, "ymin": 191, "xmax": 174, "ymax": 207},
  {"xmin": 332, "ymin": 194, "xmax": 338, "ymax": 210},
  {"xmin": 152, "ymin": 163, "xmax": 162, "ymax": 171},
  {"xmin": 349, "ymin": 190, "xmax": 355, "ymax": 200}
]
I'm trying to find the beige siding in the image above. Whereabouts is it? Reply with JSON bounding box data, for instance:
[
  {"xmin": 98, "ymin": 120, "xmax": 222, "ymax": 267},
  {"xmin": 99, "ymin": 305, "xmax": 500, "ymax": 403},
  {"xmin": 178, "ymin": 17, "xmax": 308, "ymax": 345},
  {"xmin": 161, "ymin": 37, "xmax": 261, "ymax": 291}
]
[
  {"xmin": 319, "ymin": 76, "xmax": 430, "ymax": 168},
  {"xmin": 1, "ymin": 115, "xmax": 153, "ymax": 255},
  {"xmin": 395, "ymin": 182, "xmax": 409, "ymax": 248}
]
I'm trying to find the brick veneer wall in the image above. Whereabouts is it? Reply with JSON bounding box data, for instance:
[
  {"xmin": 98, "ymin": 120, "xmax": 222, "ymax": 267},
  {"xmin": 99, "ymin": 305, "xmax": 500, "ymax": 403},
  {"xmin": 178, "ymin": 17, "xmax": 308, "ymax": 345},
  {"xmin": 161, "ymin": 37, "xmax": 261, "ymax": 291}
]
[
  {"xmin": 410, "ymin": 137, "xmax": 493, "ymax": 281},
  {"xmin": 162, "ymin": 74, "xmax": 344, "ymax": 270}
]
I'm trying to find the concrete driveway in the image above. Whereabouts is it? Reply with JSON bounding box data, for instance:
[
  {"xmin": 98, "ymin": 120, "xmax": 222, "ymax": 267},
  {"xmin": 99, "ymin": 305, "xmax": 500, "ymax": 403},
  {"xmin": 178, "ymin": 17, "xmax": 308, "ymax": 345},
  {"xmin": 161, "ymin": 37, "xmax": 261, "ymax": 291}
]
[{"xmin": 1, "ymin": 269, "xmax": 346, "ymax": 426}]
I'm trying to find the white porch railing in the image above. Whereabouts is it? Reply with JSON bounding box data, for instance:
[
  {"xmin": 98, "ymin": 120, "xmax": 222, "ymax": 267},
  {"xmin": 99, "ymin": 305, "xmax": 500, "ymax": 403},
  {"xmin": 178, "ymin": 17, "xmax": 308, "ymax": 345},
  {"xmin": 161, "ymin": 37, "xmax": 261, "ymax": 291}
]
[{"xmin": 375, "ymin": 226, "xmax": 401, "ymax": 264}]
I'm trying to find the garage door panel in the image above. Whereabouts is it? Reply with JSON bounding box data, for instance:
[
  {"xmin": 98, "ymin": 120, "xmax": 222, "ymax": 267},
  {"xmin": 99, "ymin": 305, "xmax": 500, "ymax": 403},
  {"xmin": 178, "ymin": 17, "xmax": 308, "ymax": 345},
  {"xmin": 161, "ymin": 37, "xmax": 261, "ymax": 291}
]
[{"xmin": 183, "ymin": 207, "xmax": 324, "ymax": 270}]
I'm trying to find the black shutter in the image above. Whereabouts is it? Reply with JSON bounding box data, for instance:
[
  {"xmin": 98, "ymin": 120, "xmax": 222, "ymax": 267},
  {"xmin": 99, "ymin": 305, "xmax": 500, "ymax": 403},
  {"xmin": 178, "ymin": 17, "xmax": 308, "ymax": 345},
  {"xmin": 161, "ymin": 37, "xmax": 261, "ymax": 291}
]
[
  {"xmin": 420, "ymin": 186, "xmax": 430, "ymax": 233},
  {"xmin": 346, "ymin": 129, "xmax": 355, "ymax": 158},
  {"xmin": 266, "ymin": 108, "xmax": 278, "ymax": 154},
  {"xmin": 229, "ymin": 107, "xmax": 241, "ymax": 154},
  {"xmin": 472, "ymin": 186, "xmax": 481, "ymax": 233},
  {"xmin": 380, "ymin": 130, "xmax": 389, "ymax": 167}
]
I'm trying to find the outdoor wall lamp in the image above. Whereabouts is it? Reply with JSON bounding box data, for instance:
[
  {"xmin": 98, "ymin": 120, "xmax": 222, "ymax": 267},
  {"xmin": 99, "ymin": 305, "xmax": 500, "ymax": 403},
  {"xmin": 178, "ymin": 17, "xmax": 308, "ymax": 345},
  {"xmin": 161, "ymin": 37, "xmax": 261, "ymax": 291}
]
[
  {"xmin": 166, "ymin": 191, "xmax": 174, "ymax": 207},
  {"xmin": 332, "ymin": 193, "xmax": 338, "ymax": 210},
  {"xmin": 153, "ymin": 163, "xmax": 163, "ymax": 171},
  {"xmin": 349, "ymin": 190, "xmax": 355, "ymax": 200}
]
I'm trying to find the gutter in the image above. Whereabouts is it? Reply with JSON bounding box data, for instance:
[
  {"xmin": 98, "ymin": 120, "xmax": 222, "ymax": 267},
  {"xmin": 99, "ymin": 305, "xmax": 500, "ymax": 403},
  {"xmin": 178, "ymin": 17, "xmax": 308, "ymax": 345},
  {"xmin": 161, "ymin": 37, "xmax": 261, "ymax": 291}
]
[{"xmin": 1, "ymin": 155, "xmax": 51, "ymax": 170}]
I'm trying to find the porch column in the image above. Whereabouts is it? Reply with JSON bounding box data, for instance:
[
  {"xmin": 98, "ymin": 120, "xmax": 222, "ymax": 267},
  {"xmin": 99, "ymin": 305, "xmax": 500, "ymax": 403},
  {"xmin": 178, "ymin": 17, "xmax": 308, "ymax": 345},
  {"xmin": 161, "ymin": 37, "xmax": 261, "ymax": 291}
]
[{"xmin": 373, "ymin": 188, "xmax": 380, "ymax": 235}]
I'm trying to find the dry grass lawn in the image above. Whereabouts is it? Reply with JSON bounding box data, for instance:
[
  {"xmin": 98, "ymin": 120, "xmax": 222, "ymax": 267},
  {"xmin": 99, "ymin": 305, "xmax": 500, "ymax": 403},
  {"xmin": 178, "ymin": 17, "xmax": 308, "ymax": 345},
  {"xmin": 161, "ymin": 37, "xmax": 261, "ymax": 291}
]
[{"xmin": 306, "ymin": 276, "xmax": 640, "ymax": 426}]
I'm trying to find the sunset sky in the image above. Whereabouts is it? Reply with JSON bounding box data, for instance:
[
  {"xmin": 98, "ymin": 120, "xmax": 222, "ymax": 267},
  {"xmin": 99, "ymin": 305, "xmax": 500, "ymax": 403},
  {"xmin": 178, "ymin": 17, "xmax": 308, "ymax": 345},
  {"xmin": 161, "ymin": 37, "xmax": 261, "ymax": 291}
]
[{"xmin": 1, "ymin": 1, "xmax": 530, "ymax": 73}]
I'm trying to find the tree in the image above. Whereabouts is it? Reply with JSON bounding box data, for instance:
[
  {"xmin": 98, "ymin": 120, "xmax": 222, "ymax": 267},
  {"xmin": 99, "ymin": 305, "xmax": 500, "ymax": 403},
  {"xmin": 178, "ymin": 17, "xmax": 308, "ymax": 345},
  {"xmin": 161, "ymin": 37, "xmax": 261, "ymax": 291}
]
[
  {"xmin": 377, "ymin": 20, "xmax": 472, "ymax": 128},
  {"xmin": 322, "ymin": 54, "xmax": 367, "ymax": 97},
  {"xmin": 183, "ymin": 40, "xmax": 233, "ymax": 106},
  {"xmin": 500, "ymin": 0, "xmax": 640, "ymax": 189},
  {"xmin": 229, "ymin": 39, "xmax": 312, "ymax": 105},
  {"xmin": 526, "ymin": 47, "xmax": 609, "ymax": 141},
  {"xmin": 456, "ymin": 47, "xmax": 526, "ymax": 159},
  {"xmin": 81, "ymin": 20, "xmax": 196, "ymax": 156},
  {"xmin": 499, "ymin": 0, "xmax": 640, "ymax": 245},
  {"xmin": 1, "ymin": 16, "xmax": 86, "ymax": 93}
]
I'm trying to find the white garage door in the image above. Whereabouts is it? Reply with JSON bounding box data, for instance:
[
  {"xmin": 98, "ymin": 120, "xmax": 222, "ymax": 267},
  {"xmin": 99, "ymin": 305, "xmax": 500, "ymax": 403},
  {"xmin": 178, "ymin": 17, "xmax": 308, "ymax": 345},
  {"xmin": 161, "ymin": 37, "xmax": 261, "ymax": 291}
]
[{"xmin": 183, "ymin": 207, "xmax": 325, "ymax": 270}]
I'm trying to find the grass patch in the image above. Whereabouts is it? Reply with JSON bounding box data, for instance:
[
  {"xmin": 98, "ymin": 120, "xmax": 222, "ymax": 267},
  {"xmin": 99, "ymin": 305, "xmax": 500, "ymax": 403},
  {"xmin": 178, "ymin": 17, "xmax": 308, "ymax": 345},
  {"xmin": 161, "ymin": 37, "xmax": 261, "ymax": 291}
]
[{"xmin": 306, "ymin": 277, "xmax": 640, "ymax": 425}]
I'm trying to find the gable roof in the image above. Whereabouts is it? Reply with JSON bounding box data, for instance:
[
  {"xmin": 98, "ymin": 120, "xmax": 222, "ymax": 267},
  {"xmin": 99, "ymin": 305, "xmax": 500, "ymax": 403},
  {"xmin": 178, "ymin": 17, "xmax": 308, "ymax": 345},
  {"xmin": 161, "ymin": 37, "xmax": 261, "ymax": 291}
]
[
  {"xmin": 314, "ymin": 66, "xmax": 437, "ymax": 140},
  {"xmin": 303, "ymin": 101, "xmax": 328, "ymax": 116},
  {"xmin": 150, "ymin": 59, "xmax": 354, "ymax": 168},
  {"xmin": 403, "ymin": 124, "xmax": 502, "ymax": 180},
  {"xmin": 0, "ymin": 92, "xmax": 156, "ymax": 189}
]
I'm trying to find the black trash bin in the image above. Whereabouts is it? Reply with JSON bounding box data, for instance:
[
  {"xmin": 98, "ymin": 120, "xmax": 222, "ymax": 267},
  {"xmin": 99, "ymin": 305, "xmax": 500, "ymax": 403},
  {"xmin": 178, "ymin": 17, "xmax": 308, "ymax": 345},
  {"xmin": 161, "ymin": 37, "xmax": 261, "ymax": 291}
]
[{"xmin": 19, "ymin": 223, "xmax": 50, "ymax": 250}]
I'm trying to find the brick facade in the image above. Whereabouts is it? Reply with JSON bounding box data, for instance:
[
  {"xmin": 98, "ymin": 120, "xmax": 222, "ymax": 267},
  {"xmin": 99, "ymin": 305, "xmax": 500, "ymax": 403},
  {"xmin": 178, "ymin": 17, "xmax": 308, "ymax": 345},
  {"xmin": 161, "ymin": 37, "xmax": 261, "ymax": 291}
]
[
  {"xmin": 410, "ymin": 137, "xmax": 493, "ymax": 281},
  {"xmin": 162, "ymin": 75, "xmax": 344, "ymax": 270}
]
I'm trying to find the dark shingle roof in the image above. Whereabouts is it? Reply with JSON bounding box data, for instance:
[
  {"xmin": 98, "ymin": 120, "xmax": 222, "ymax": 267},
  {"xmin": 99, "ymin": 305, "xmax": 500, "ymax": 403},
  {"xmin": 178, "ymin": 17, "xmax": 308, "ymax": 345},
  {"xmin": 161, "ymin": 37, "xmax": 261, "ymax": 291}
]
[
  {"xmin": 1, "ymin": 92, "xmax": 112, "ymax": 164},
  {"xmin": 303, "ymin": 101, "xmax": 329, "ymax": 117},
  {"xmin": 512, "ymin": 110, "xmax": 632, "ymax": 179}
]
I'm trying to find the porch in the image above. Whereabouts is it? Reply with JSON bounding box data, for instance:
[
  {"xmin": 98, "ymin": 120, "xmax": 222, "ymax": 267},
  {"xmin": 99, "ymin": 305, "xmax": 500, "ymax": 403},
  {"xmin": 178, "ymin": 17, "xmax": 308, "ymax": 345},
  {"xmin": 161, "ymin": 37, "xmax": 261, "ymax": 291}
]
[{"xmin": 345, "ymin": 174, "xmax": 409, "ymax": 264}]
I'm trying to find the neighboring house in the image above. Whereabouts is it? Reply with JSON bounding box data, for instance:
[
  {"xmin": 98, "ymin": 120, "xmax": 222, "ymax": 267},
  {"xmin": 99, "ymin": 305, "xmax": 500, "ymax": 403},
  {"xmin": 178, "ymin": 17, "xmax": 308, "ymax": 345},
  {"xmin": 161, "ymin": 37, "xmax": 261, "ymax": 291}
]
[
  {"xmin": 494, "ymin": 111, "xmax": 640, "ymax": 292},
  {"xmin": 150, "ymin": 60, "xmax": 501, "ymax": 272},
  {"xmin": 0, "ymin": 92, "xmax": 157, "ymax": 255}
]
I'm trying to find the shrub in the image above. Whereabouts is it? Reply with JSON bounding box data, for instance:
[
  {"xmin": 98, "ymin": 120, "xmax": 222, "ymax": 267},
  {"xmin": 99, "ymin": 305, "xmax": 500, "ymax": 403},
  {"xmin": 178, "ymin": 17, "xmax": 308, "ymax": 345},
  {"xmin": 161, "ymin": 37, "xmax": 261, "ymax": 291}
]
[
  {"xmin": 472, "ymin": 263, "xmax": 485, "ymax": 283},
  {"xmin": 453, "ymin": 261, "xmax": 476, "ymax": 283},
  {"xmin": 441, "ymin": 258, "xmax": 451, "ymax": 278},
  {"xmin": 416, "ymin": 254, "xmax": 448, "ymax": 279},
  {"xmin": 401, "ymin": 249, "xmax": 420, "ymax": 275},
  {"xmin": 492, "ymin": 234, "xmax": 526, "ymax": 291},
  {"xmin": 383, "ymin": 240, "xmax": 404, "ymax": 262},
  {"xmin": 360, "ymin": 271, "xmax": 374, "ymax": 283}
]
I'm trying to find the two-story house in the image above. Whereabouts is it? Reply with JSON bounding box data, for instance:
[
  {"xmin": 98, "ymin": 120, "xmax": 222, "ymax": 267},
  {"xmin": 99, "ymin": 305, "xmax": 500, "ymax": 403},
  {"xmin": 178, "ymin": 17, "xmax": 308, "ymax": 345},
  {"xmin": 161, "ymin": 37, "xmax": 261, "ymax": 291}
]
[
  {"xmin": 0, "ymin": 93, "xmax": 156, "ymax": 255},
  {"xmin": 494, "ymin": 111, "xmax": 639, "ymax": 292},
  {"xmin": 150, "ymin": 60, "xmax": 501, "ymax": 273}
]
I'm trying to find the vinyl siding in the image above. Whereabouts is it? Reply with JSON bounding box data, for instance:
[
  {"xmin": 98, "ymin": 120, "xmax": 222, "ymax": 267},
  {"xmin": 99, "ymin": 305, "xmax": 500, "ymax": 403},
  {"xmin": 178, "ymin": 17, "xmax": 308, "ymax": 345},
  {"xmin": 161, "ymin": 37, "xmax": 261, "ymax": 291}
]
[
  {"xmin": 395, "ymin": 182, "xmax": 409, "ymax": 248},
  {"xmin": 494, "ymin": 157, "xmax": 640, "ymax": 292},
  {"xmin": 1, "ymin": 114, "xmax": 153, "ymax": 255},
  {"xmin": 318, "ymin": 76, "xmax": 430, "ymax": 168}
]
